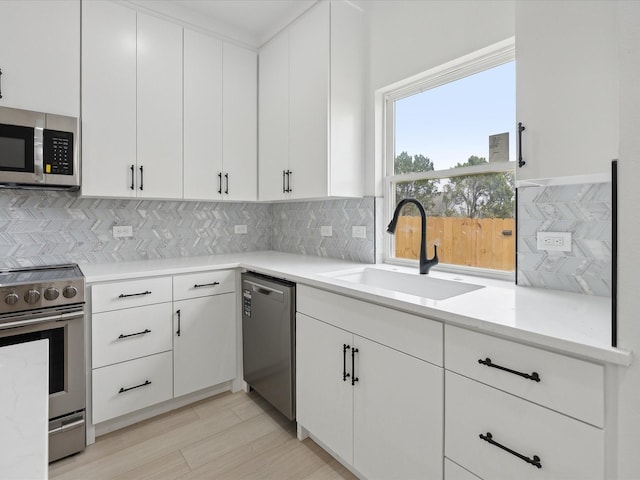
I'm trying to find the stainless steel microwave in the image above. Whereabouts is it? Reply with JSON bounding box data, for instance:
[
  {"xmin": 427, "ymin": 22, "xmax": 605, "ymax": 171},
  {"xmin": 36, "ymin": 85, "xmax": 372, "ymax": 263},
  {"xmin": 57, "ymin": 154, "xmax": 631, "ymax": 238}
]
[{"xmin": 0, "ymin": 106, "xmax": 79, "ymax": 190}]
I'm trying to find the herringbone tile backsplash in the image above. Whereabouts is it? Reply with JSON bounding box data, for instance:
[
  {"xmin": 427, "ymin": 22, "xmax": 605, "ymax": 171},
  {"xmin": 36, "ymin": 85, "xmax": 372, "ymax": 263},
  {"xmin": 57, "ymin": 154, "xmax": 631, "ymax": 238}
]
[
  {"xmin": 0, "ymin": 190, "xmax": 375, "ymax": 268},
  {"xmin": 517, "ymin": 182, "xmax": 612, "ymax": 296}
]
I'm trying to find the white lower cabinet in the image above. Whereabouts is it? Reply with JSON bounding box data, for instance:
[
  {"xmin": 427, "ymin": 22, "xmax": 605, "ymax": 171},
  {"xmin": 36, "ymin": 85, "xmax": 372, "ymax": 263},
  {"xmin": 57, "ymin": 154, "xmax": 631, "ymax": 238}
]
[
  {"xmin": 445, "ymin": 370, "xmax": 604, "ymax": 480},
  {"xmin": 173, "ymin": 293, "xmax": 236, "ymax": 397},
  {"xmin": 296, "ymin": 295, "xmax": 443, "ymax": 480},
  {"xmin": 92, "ymin": 351, "xmax": 173, "ymax": 424},
  {"xmin": 445, "ymin": 459, "xmax": 482, "ymax": 480}
]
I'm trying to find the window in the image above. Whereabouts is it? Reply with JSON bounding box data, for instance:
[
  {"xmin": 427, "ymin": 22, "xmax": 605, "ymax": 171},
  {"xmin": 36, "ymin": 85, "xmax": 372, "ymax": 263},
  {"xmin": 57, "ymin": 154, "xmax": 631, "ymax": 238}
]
[{"xmin": 384, "ymin": 43, "xmax": 515, "ymax": 276}]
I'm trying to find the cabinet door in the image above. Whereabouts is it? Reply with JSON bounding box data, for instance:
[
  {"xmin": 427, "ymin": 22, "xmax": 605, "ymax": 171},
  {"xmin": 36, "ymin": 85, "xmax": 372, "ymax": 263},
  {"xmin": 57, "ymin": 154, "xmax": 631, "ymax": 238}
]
[
  {"xmin": 515, "ymin": 1, "xmax": 617, "ymax": 181},
  {"xmin": 258, "ymin": 30, "xmax": 289, "ymax": 201},
  {"xmin": 353, "ymin": 336, "xmax": 443, "ymax": 480},
  {"xmin": 183, "ymin": 29, "xmax": 223, "ymax": 201},
  {"xmin": 223, "ymin": 43, "xmax": 257, "ymax": 201},
  {"xmin": 288, "ymin": 1, "xmax": 329, "ymax": 199},
  {"xmin": 0, "ymin": 0, "xmax": 79, "ymax": 116},
  {"xmin": 137, "ymin": 13, "xmax": 183, "ymax": 199},
  {"xmin": 81, "ymin": 0, "xmax": 137, "ymax": 197},
  {"xmin": 296, "ymin": 313, "xmax": 353, "ymax": 464},
  {"xmin": 173, "ymin": 294, "xmax": 236, "ymax": 397}
]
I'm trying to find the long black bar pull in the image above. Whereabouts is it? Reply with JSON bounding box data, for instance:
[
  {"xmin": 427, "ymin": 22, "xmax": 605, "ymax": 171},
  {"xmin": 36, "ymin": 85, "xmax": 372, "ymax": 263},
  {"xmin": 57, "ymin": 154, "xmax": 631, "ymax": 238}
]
[
  {"xmin": 130, "ymin": 165, "xmax": 135, "ymax": 190},
  {"xmin": 517, "ymin": 122, "xmax": 526, "ymax": 168},
  {"xmin": 176, "ymin": 309, "xmax": 181, "ymax": 337},
  {"xmin": 478, "ymin": 357, "xmax": 540, "ymax": 382},
  {"xmin": 218, "ymin": 172, "xmax": 223, "ymax": 194},
  {"xmin": 351, "ymin": 347, "xmax": 359, "ymax": 386},
  {"xmin": 0, "ymin": 67, "xmax": 3, "ymax": 99},
  {"xmin": 343, "ymin": 344, "xmax": 351, "ymax": 381},
  {"xmin": 119, "ymin": 380, "xmax": 152, "ymax": 394},
  {"xmin": 224, "ymin": 173, "xmax": 229, "ymax": 194},
  {"xmin": 118, "ymin": 328, "xmax": 151, "ymax": 339},
  {"xmin": 194, "ymin": 281, "xmax": 220, "ymax": 289},
  {"xmin": 139, "ymin": 165, "xmax": 144, "ymax": 191},
  {"xmin": 479, "ymin": 432, "xmax": 542, "ymax": 469},
  {"xmin": 118, "ymin": 290, "xmax": 152, "ymax": 298}
]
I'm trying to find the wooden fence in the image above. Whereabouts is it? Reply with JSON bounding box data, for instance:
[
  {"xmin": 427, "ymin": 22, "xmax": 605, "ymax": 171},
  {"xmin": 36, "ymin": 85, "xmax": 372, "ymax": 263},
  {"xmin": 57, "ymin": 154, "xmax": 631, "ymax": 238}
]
[{"xmin": 395, "ymin": 216, "xmax": 515, "ymax": 271}]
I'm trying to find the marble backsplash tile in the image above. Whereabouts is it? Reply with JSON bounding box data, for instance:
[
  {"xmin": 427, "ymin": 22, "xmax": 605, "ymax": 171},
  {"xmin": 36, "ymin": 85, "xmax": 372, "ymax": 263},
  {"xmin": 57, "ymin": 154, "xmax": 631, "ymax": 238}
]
[
  {"xmin": 271, "ymin": 198, "xmax": 375, "ymax": 264},
  {"xmin": 517, "ymin": 182, "xmax": 612, "ymax": 296}
]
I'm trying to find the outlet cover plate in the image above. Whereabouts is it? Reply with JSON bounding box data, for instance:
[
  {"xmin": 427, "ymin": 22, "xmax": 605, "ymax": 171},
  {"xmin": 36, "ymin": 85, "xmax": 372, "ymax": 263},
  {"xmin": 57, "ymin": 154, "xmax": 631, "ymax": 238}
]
[
  {"xmin": 113, "ymin": 226, "xmax": 133, "ymax": 238},
  {"xmin": 234, "ymin": 225, "xmax": 248, "ymax": 234},
  {"xmin": 537, "ymin": 231, "xmax": 572, "ymax": 252},
  {"xmin": 320, "ymin": 226, "xmax": 332, "ymax": 237},
  {"xmin": 352, "ymin": 226, "xmax": 367, "ymax": 239}
]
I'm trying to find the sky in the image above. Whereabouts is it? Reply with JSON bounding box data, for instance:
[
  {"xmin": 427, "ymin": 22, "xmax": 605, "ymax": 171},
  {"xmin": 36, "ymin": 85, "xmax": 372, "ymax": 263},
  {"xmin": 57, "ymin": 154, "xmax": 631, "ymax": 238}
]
[{"xmin": 395, "ymin": 61, "xmax": 516, "ymax": 171}]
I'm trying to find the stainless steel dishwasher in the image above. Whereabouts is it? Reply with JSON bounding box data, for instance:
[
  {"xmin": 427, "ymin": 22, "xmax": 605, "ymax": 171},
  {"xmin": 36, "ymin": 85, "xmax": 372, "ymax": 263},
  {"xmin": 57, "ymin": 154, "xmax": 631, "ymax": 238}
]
[{"xmin": 241, "ymin": 272, "xmax": 296, "ymax": 420}]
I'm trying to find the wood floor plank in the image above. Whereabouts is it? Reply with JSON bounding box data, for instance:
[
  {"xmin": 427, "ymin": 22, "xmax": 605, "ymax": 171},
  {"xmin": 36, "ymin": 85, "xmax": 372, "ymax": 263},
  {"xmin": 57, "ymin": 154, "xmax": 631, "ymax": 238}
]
[{"xmin": 49, "ymin": 391, "xmax": 357, "ymax": 480}]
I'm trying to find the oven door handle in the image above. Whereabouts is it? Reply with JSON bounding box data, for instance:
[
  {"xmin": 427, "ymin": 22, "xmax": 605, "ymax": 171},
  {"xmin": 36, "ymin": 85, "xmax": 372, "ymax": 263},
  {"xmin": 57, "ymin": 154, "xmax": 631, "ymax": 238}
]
[{"xmin": 0, "ymin": 311, "xmax": 83, "ymax": 330}]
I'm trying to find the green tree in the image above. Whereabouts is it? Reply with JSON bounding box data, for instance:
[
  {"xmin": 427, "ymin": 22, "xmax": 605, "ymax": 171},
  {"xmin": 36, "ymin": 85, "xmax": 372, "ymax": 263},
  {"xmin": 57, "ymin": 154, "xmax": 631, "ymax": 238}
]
[
  {"xmin": 442, "ymin": 156, "xmax": 514, "ymax": 218},
  {"xmin": 394, "ymin": 152, "xmax": 439, "ymax": 215}
]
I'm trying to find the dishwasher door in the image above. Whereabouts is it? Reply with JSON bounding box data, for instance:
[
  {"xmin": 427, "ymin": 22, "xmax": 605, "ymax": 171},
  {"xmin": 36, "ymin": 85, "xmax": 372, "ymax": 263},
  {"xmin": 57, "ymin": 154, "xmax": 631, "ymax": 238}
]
[{"xmin": 241, "ymin": 272, "xmax": 296, "ymax": 420}]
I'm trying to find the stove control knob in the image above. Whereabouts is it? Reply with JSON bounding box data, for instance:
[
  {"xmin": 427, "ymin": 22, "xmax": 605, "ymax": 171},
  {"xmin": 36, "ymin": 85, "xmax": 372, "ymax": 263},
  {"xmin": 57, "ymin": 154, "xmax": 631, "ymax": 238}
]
[
  {"xmin": 5, "ymin": 292, "xmax": 19, "ymax": 305},
  {"xmin": 25, "ymin": 289, "xmax": 41, "ymax": 304},
  {"xmin": 44, "ymin": 287, "xmax": 60, "ymax": 301},
  {"xmin": 63, "ymin": 286, "xmax": 78, "ymax": 299}
]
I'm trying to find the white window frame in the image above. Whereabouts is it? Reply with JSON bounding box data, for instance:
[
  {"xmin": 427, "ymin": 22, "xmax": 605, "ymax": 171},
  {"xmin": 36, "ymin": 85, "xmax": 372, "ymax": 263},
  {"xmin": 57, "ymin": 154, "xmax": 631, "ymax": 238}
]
[{"xmin": 383, "ymin": 38, "xmax": 516, "ymax": 280}]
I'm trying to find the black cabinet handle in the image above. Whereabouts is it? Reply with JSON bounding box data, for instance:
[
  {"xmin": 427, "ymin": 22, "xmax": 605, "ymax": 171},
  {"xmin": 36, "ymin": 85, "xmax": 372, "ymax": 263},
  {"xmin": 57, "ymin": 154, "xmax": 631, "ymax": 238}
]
[
  {"xmin": 479, "ymin": 432, "xmax": 542, "ymax": 469},
  {"xmin": 282, "ymin": 170, "xmax": 287, "ymax": 193},
  {"xmin": 218, "ymin": 172, "xmax": 223, "ymax": 194},
  {"xmin": 478, "ymin": 357, "xmax": 540, "ymax": 382},
  {"xmin": 0, "ymin": 67, "xmax": 3, "ymax": 99},
  {"xmin": 139, "ymin": 165, "xmax": 144, "ymax": 191},
  {"xmin": 286, "ymin": 170, "xmax": 292, "ymax": 193},
  {"xmin": 351, "ymin": 347, "xmax": 359, "ymax": 386},
  {"xmin": 118, "ymin": 328, "xmax": 151, "ymax": 339},
  {"xmin": 343, "ymin": 344, "xmax": 351, "ymax": 382},
  {"xmin": 176, "ymin": 309, "xmax": 181, "ymax": 337},
  {"xmin": 194, "ymin": 281, "xmax": 220, "ymax": 289},
  {"xmin": 130, "ymin": 165, "xmax": 135, "ymax": 190},
  {"xmin": 118, "ymin": 290, "xmax": 152, "ymax": 299},
  {"xmin": 119, "ymin": 380, "xmax": 151, "ymax": 394},
  {"xmin": 517, "ymin": 122, "xmax": 526, "ymax": 168},
  {"xmin": 224, "ymin": 173, "xmax": 229, "ymax": 194}
]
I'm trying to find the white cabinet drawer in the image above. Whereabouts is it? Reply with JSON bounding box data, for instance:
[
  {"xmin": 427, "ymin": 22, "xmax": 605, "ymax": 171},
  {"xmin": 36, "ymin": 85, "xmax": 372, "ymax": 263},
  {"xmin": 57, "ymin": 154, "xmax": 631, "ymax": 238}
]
[
  {"xmin": 173, "ymin": 270, "xmax": 235, "ymax": 300},
  {"xmin": 297, "ymin": 285, "xmax": 443, "ymax": 366},
  {"xmin": 92, "ymin": 303, "xmax": 173, "ymax": 368},
  {"xmin": 92, "ymin": 351, "xmax": 173, "ymax": 424},
  {"xmin": 444, "ymin": 325, "xmax": 604, "ymax": 427},
  {"xmin": 91, "ymin": 277, "xmax": 172, "ymax": 313},
  {"xmin": 445, "ymin": 371, "xmax": 604, "ymax": 480},
  {"xmin": 445, "ymin": 459, "xmax": 482, "ymax": 480}
]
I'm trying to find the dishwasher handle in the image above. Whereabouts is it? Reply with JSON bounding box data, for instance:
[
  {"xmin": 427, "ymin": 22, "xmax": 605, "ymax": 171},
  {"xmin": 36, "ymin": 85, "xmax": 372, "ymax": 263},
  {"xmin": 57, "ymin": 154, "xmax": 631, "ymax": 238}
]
[{"xmin": 244, "ymin": 280, "xmax": 284, "ymax": 298}]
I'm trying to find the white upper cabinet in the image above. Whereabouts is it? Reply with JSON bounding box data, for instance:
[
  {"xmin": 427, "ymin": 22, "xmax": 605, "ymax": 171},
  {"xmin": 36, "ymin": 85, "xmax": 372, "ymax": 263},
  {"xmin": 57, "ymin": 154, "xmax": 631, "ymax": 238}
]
[
  {"xmin": 183, "ymin": 29, "xmax": 224, "ymax": 200},
  {"xmin": 222, "ymin": 43, "xmax": 257, "ymax": 201},
  {"xmin": 258, "ymin": 0, "xmax": 364, "ymax": 201},
  {"xmin": 0, "ymin": 0, "xmax": 80, "ymax": 117},
  {"xmin": 515, "ymin": 1, "xmax": 618, "ymax": 183},
  {"xmin": 137, "ymin": 13, "xmax": 183, "ymax": 199},
  {"xmin": 82, "ymin": 0, "xmax": 137, "ymax": 198}
]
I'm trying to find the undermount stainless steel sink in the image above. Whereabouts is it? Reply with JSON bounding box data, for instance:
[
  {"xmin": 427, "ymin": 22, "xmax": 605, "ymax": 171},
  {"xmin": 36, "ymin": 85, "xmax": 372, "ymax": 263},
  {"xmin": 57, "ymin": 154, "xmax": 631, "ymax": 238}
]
[{"xmin": 322, "ymin": 267, "xmax": 485, "ymax": 300}]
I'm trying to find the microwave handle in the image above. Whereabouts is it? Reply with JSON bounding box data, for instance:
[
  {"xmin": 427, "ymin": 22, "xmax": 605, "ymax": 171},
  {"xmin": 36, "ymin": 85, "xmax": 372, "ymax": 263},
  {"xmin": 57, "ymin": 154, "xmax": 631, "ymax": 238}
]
[{"xmin": 33, "ymin": 117, "xmax": 45, "ymax": 183}]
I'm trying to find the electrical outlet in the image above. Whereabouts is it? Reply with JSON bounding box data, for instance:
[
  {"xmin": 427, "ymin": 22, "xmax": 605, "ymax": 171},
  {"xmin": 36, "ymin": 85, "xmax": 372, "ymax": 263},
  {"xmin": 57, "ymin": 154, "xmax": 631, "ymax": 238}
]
[
  {"xmin": 234, "ymin": 225, "xmax": 248, "ymax": 234},
  {"xmin": 537, "ymin": 231, "xmax": 572, "ymax": 252},
  {"xmin": 112, "ymin": 226, "xmax": 133, "ymax": 238},
  {"xmin": 320, "ymin": 225, "xmax": 332, "ymax": 237},
  {"xmin": 352, "ymin": 226, "xmax": 367, "ymax": 239}
]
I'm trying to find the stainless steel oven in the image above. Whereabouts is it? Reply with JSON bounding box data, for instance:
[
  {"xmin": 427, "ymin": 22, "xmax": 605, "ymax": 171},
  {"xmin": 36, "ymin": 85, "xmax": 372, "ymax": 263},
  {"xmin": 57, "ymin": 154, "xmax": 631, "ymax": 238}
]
[
  {"xmin": 0, "ymin": 106, "xmax": 80, "ymax": 190},
  {"xmin": 0, "ymin": 264, "xmax": 86, "ymax": 462}
]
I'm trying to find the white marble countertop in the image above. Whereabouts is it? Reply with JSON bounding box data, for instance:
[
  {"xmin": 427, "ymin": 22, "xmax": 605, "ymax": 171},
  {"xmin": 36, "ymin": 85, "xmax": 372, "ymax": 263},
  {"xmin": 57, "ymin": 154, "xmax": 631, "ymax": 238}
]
[
  {"xmin": 0, "ymin": 339, "xmax": 49, "ymax": 480},
  {"xmin": 80, "ymin": 251, "xmax": 631, "ymax": 366}
]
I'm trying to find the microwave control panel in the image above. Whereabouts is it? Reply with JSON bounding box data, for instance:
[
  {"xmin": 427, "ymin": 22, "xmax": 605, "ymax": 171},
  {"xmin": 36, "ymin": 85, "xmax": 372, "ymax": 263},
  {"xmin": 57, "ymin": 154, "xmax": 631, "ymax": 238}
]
[{"xmin": 43, "ymin": 129, "xmax": 74, "ymax": 175}]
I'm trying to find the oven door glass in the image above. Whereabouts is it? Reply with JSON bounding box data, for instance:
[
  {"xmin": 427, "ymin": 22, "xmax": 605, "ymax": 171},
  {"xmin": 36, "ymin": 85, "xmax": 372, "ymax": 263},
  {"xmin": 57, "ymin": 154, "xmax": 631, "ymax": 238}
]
[
  {"xmin": 0, "ymin": 123, "xmax": 35, "ymax": 172},
  {"xmin": 0, "ymin": 327, "xmax": 64, "ymax": 394}
]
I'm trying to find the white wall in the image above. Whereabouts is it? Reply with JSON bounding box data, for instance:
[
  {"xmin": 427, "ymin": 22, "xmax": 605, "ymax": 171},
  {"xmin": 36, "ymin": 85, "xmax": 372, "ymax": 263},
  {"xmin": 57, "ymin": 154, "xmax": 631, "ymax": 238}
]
[
  {"xmin": 365, "ymin": 0, "xmax": 516, "ymax": 196},
  {"xmin": 616, "ymin": 1, "xmax": 640, "ymax": 478}
]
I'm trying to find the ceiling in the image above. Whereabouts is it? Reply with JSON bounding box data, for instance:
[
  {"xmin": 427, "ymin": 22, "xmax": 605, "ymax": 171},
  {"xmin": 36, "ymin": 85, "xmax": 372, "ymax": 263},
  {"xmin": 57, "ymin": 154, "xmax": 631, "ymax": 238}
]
[{"xmin": 130, "ymin": 0, "xmax": 318, "ymax": 47}]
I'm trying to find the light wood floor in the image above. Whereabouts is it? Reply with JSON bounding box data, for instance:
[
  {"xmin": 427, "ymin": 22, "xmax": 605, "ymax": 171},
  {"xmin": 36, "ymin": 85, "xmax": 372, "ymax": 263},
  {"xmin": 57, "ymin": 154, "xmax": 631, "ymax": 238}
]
[{"xmin": 49, "ymin": 390, "xmax": 357, "ymax": 480}]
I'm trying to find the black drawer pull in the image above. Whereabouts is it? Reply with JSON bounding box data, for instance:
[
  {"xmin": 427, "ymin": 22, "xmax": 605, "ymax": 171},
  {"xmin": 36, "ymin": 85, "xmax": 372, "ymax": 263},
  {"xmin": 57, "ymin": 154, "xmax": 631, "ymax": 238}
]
[
  {"xmin": 478, "ymin": 357, "xmax": 540, "ymax": 382},
  {"xmin": 118, "ymin": 380, "xmax": 151, "ymax": 394},
  {"xmin": 480, "ymin": 432, "xmax": 541, "ymax": 469},
  {"xmin": 118, "ymin": 290, "xmax": 152, "ymax": 299},
  {"xmin": 517, "ymin": 122, "xmax": 526, "ymax": 168},
  {"xmin": 193, "ymin": 282, "xmax": 220, "ymax": 289},
  {"xmin": 343, "ymin": 344, "xmax": 351, "ymax": 382},
  {"xmin": 176, "ymin": 309, "xmax": 181, "ymax": 337},
  {"xmin": 351, "ymin": 347, "xmax": 359, "ymax": 386},
  {"xmin": 118, "ymin": 328, "xmax": 151, "ymax": 339}
]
